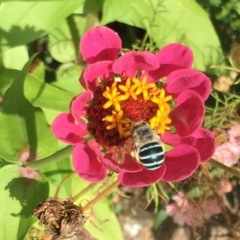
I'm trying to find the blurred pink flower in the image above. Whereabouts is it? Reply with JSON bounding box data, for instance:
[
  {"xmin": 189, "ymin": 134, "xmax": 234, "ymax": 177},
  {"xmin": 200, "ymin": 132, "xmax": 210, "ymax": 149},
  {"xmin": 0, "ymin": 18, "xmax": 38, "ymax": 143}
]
[
  {"xmin": 212, "ymin": 142, "xmax": 239, "ymax": 167},
  {"xmin": 228, "ymin": 125, "xmax": 240, "ymax": 146},
  {"xmin": 217, "ymin": 179, "xmax": 233, "ymax": 195},
  {"xmin": 213, "ymin": 125, "xmax": 240, "ymax": 167},
  {"xmin": 166, "ymin": 192, "xmax": 221, "ymax": 226}
]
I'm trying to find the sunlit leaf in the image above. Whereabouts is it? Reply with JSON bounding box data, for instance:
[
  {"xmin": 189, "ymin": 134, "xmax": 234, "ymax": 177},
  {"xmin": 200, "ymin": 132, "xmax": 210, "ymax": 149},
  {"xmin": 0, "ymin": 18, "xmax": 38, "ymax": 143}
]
[
  {"xmin": 2, "ymin": 46, "xmax": 29, "ymax": 70},
  {"xmin": 49, "ymin": 19, "xmax": 76, "ymax": 63},
  {"xmin": 0, "ymin": 1, "xmax": 84, "ymax": 51},
  {"xmin": 101, "ymin": 0, "xmax": 222, "ymax": 70}
]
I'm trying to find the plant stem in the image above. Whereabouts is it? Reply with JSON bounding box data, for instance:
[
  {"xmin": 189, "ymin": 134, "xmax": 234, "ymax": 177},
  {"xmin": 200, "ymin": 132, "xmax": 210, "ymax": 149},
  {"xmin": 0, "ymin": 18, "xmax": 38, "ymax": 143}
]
[
  {"xmin": 209, "ymin": 159, "xmax": 240, "ymax": 178},
  {"xmin": 72, "ymin": 183, "xmax": 96, "ymax": 202},
  {"xmin": 82, "ymin": 180, "xmax": 119, "ymax": 212},
  {"xmin": 25, "ymin": 146, "xmax": 73, "ymax": 169},
  {"xmin": 201, "ymin": 164, "xmax": 238, "ymax": 240},
  {"xmin": 55, "ymin": 172, "xmax": 76, "ymax": 198}
]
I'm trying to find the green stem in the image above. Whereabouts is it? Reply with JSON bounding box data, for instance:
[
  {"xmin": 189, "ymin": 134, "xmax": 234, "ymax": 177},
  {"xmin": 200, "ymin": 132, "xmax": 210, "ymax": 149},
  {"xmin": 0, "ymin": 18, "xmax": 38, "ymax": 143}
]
[
  {"xmin": 55, "ymin": 172, "xmax": 76, "ymax": 198},
  {"xmin": 25, "ymin": 145, "xmax": 73, "ymax": 169},
  {"xmin": 66, "ymin": 15, "xmax": 81, "ymax": 62},
  {"xmin": 82, "ymin": 180, "xmax": 119, "ymax": 212},
  {"xmin": 210, "ymin": 65, "xmax": 240, "ymax": 73},
  {"xmin": 157, "ymin": 182, "xmax": 170, "ymax": 201},
  {"xmin": 209, "ymin": 159, "xmax": 240, "ymax": 178},
  {"xmin": 72, "ymin": 183, "xmax": 96, "ymax": 202}
]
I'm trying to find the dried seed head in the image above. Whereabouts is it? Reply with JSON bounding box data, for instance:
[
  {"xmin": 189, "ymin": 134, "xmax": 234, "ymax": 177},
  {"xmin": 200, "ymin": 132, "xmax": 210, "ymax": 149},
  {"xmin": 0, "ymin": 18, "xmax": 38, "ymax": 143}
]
[{"xmin": 33, "ymin": 198, "xmax": 87, "ymax": 240}]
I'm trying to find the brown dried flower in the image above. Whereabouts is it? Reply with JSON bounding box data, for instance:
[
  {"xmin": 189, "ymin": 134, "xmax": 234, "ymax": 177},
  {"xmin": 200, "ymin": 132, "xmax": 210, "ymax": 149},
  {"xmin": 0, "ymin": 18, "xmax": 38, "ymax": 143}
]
[{"xmin": 33, "ymin": 198, "xmax": 87, "ymax": 240}]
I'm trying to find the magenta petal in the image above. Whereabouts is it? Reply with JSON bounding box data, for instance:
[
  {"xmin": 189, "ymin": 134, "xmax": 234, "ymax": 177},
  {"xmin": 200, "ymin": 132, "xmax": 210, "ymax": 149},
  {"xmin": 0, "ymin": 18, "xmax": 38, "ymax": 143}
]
[
  {"xmin": 80, "ymin": 26, "xmax": 121, "ymax": 64},
  {"xmin": 73, "ymin": 143, "xmax": 107, "ymax": 182},
  {"xmin": 87, "ymin": 140, "xmax": 121, "ymax": 173},
  {"xmin": 161, "ymin": 145, "xmax": 200, "ymax": 182},
  {"xmin": 119, "ymin": 153, "xmax": 143, "ymax": 172},
  {"xmin": 146, "ymin": 43, "xmax": 193, "ymax": 82},
  {"xmin": 161, "ymin": 132, "xmax": 180, "ymax": 146},
  {"xmin": 71, "ymin": 91, "xmax": 92, "ymax": 124},
  {"xmin": 101, "ymin": 153, "xmax": 121, "ymax": 172},
  {"xmin": 166, "ymin": 69, "xmax": 211, "ymax": 101},
  {"xmin": 79, "ymin": 70, "xmax": 99, "ymax": 92},
  {"xmin": 179, "ymin": 128, "xmax": 216, "ymax": 162},
  {"xmin": 118, "ymin": 164, "xmax": 166, "ymax": 187},
  {"xmin": 170, "ymin": 89, "xmax": 204, "ymax": 137},
  {"xmin": 157, "ymin": 43, "xmax": 193, "ymax": 67},
  {"xmin": 112, "ymin": 51, "xmax": 159, "ymax": 77},
  {"xmin": 51, "ymin": 113, "xmax": 87, "ymax": 145},
  {"xmin": 84, "ymin": 60, "xmax": 114, "ymax": 84},
  {"xmin": 162, "ymin": 129, "xmax": 216, "ymax": 162}
]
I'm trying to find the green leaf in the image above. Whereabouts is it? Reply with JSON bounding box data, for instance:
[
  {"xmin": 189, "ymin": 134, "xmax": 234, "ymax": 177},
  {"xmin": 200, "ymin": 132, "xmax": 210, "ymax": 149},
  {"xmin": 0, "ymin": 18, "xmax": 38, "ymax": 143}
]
[
  {"xmin": 0, "ymin": 68, "xmax": 75, "ymax": 112},
  {"xmin": 0, "ymin": 1, "xmax": 84, "ymax": 51},
  {"xmin": 0, "ymin": 56, "xmax": 58, "ymax": 162},
  {"xmin": 85, "ymin": 199, "xmax": 123, "ymax": 240},
  {"xmin": 53, "ymin": 63, "xmax": 84, "ymax": 94},
  {"xmin": 41, "ymin": 156, "xmax": 74, "ymax": 198},
  {"xmin": 0, "ymin": 165, "xmax": 49, "ymax": 240},
  {"xmin": 153, "ymin": 209, "xmax": 168, "ymax": 230},
  {"xmin": 0, "ymin": 0, "xmax": 71, "ymax": 1},
  {"xmin": 2, "ymin": 46, "xmax": 29, "ymax": 70},
  {"xmin": 69, "ymin": 177, "xmax": 122, "ymax": 240},
  {"xmin": 49, "ymin": 19, "xmax": 76, "ymax": 63},
  {"xmin": 24, "ymin": 74, "xmax": 75, "ymax": 111},
  {"xmin": 101, "ymin": 0, "xmax": 222, "ymax": 71}
]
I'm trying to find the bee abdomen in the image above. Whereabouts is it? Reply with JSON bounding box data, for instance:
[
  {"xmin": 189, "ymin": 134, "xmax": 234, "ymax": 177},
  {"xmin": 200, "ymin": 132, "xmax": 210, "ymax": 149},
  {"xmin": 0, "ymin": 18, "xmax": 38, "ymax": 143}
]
[{"xmin": 139, "ymin": 142, "xmax": 164, "ymax": 170}]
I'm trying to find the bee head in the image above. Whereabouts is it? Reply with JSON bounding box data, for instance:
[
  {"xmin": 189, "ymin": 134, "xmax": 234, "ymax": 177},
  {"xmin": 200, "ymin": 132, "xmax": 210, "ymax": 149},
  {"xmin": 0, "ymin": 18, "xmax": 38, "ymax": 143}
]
[{"xmin": 130, "ymin": 121, "xmax": 148, "ymax": 135}]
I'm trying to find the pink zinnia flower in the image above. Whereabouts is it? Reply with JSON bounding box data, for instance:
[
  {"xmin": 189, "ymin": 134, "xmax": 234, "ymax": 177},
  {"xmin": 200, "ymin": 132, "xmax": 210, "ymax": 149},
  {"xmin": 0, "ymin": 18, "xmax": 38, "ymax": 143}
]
[{"xmin": 51, "ymin": 26, "xmax": 215, "ymax": 187}]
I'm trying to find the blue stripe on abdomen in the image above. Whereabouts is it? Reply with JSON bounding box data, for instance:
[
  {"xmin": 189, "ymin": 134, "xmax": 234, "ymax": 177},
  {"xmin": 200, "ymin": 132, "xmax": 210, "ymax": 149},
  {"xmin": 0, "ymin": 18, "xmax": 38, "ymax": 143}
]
[{"xmin": 139, "ymin": 142, "xmax": 164, "ymax": 170}]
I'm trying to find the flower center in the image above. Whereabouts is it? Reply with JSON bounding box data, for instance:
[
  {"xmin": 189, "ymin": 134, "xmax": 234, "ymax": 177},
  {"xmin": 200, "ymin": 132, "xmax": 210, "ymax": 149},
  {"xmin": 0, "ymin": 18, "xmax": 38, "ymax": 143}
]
[{"xmin": 86, "ymin": 76, "xmax": 172, "ymax": 150}]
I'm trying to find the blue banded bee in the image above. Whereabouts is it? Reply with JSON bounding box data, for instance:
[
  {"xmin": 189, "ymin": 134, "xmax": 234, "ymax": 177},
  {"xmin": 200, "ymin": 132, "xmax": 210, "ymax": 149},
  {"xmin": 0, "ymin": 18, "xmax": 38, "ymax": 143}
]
[
  {"xmin": 155, "ymin": 80, "xmax": 166, "ymax": 89},
  {"xmin": 130, "ymin": 121, "xmax": 164, "ymax": 170}
]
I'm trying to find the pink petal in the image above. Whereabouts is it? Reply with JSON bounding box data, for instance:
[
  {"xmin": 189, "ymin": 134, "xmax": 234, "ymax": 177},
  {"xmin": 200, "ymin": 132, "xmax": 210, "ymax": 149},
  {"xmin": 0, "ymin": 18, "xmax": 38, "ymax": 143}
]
[
  {"xmin": 100, "ymin": 153, "xmax": 143, "ymax": 173},
  {"xmin": 118, "ymin": 164, "xmax": 166, "ymax": 187},
  {"xmin": 73, "ymin": 143, "xmax": 107, "ymax": 182},
  {"xmin": 179, "ymin": 128, "xmax": 216, "ymax": 162},
  {"xmin": 157, "ymin": 43, "xmax": 193, "ymax": 67},
  {"xmin": 166, "ymin": 69, "xmax": 211, "ymax": 101},
  {"xmin": 71, "ymin": 91, "xmax": 92, "ymax": 124},
  {"xmin": 146, "ymin": 43, "xmax": 193, "ymax": 82},
  {"xmin": 51, "ymin": 113, "xmax": 88, "ymax": 145},
  {"xmin": 170, "ymin": 89, "xmax": 204, "ymax": 137},
  {"xmin": 80, "ymin": 26, "xmax": 121, "ymax": 64},
  {"xmin": 87, "ymin": 140, "xmax": 120, "ymax": 170},
  {"xmin": 119, "ymin": 153, "xmax": 143, "ymax": 172},
  {"xmin": 84, "ymin": 60, "xmax": 114, "ymax": 85},
  {"xmin": 162, "ymin": 129, "xmax": 216, "ymax": 162},
  {"xmin": 79, "ymin": 70, "xmax": 99, "ymax": 92},
  {"xmin": 161, "ymin": 132, "xmax": 180, "ymax": 146},
  {"xmin": 101, "ymin": 153, "xmax": 121, "ymax": 172},
  {"xmin": 161, "ymin": 145, "xmax": 200, "ymax": 182},
  {"xmin": 112, "ymin": 51, "xmax": 159, "ymax": 77}
]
